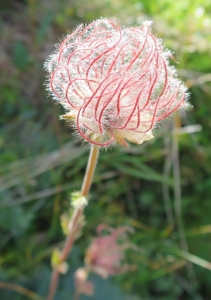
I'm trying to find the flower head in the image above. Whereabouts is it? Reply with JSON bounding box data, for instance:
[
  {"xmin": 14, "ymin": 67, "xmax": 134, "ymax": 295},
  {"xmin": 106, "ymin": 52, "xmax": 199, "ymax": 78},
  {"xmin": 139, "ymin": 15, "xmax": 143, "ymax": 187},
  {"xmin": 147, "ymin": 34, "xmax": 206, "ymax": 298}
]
[
  {"xmin": 84, "ymin": 224, "xmax": 134, "ymax": 278},
  {"xmin": 45, "ymin": 18, "xmax": 188, "ymax": 147}
]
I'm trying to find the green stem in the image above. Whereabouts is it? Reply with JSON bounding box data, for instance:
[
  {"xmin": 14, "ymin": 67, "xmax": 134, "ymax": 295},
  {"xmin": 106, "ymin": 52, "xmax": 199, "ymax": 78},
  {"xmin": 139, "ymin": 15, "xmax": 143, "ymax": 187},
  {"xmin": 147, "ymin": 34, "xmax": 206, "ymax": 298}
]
[
  {"xmin": 0, "ymin": 281, "xmax": 44, "ymax": 300},
  {"xmin": 81, "ymin": 145, "xmax": 99, "ymax": 196},
  {"xmin": 47, "ymin": 145, "xmax": 99, "ymax": 300}
]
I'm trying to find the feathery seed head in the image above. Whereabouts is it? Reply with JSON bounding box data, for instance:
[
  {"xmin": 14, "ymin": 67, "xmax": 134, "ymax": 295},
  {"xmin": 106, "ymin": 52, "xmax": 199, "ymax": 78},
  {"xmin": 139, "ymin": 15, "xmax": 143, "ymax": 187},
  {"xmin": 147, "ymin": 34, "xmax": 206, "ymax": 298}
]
[{"xmin": 45, "ymin": 18, "xmax": 189, "ymax": 147}]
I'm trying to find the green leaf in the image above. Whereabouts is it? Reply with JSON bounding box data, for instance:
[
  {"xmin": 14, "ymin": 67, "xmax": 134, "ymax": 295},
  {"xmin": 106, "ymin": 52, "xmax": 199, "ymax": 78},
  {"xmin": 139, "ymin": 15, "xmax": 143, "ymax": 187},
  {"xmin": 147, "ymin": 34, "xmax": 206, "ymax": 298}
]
[
  {"xmin": 12, "ymin": 41, "xmax": 29, "ymax": 70},
  {"xmin": 113, "ymin": 162, "xmax": 174, "ymax": 185}
]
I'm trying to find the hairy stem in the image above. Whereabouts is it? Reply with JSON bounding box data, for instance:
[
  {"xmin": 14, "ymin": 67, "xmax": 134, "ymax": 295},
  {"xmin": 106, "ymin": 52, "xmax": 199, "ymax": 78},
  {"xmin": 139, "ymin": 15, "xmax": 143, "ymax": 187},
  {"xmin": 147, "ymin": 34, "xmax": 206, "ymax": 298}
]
[{"xmin": 47, "ymin": 145, "xmax": 99, "ymax": 300}]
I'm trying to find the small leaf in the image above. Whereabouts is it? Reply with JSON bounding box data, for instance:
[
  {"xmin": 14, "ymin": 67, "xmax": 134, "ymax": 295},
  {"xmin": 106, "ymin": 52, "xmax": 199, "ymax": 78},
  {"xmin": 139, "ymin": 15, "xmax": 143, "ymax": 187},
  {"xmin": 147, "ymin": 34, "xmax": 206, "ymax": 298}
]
[
  {"xmin": 51, "ymin": 249, "xmax": 61, "ymax": 269},
  {"xmin": 60, "ymin": 213, "xmax": 70, "ymax": 236},
  {"xmin": 71, "ymin": 192, "xmax": 88, "ymax": 209}
]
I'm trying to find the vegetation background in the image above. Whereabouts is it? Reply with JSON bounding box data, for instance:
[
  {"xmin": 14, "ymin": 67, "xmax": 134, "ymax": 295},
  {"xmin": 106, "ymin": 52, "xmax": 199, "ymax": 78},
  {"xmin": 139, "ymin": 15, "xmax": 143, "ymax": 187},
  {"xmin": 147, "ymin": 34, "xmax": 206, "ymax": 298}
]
[{"xmin": 0, "ymin": 0, "xmax": 211, "ymax": 299}]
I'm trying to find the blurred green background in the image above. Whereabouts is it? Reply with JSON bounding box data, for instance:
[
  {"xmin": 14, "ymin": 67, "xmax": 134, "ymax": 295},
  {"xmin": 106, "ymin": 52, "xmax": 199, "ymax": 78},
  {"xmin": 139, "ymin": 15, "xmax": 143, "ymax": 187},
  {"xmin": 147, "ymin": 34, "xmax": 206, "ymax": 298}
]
[{"xmin": 0, "ymin": 0, "xmax": 211, "ymax": 299}]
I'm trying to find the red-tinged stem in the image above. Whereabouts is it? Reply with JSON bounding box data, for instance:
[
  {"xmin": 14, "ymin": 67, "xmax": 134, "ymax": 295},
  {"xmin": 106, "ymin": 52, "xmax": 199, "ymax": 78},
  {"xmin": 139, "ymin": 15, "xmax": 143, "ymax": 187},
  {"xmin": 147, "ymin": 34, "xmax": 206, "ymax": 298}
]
[{"xmin": 47, "ymin": 145, "xmax": 99, "ymax": 300}]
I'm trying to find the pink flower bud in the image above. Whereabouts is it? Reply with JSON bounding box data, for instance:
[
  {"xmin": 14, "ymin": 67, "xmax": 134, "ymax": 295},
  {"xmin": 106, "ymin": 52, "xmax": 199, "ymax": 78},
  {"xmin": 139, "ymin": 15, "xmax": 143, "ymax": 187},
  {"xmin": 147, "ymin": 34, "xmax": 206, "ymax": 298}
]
[
  {"xmin": 74, "ymin": 268, "xmax": 94, "ymax": 296},
  {"xmin": 84, "ymin": 224, "xmax": 135, "ymax": 278},
  {"xmin": 45, "ymin": 18, "xmax": 188, "ymax": 147}
]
